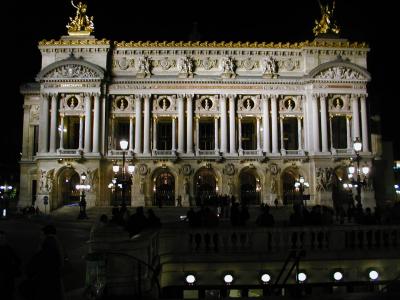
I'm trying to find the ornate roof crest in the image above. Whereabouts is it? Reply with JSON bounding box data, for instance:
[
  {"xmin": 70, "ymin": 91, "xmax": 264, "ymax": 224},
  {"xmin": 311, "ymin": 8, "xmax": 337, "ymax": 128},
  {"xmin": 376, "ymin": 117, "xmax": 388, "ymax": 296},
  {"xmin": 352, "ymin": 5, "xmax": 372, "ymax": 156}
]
[{"xmin": 66, "ymin": 1, "xmax": 94, "ymax": 36}]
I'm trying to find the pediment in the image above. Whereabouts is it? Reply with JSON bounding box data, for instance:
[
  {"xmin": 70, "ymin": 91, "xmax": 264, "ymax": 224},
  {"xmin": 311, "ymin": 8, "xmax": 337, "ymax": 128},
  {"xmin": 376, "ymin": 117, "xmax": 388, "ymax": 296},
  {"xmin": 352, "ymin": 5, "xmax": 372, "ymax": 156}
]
[
  {"xmin": 36, "ymin": 58, "xmax": 105, "ymax": 81},
  {"xmin": 309, "ymin": 59, "xmax": 370, "ymax": 81}
]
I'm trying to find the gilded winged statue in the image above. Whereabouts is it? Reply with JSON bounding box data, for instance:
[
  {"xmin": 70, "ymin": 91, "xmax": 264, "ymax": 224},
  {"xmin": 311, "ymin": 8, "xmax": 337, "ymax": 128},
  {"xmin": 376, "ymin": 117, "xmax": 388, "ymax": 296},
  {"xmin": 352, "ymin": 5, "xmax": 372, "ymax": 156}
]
[
  {"xmin": 313, "ymin": 0, "xmax": 340, "ymax": 36},
  {"xmin": 66, "ymin": 0, "xmax": 94, "ymax": 35}
]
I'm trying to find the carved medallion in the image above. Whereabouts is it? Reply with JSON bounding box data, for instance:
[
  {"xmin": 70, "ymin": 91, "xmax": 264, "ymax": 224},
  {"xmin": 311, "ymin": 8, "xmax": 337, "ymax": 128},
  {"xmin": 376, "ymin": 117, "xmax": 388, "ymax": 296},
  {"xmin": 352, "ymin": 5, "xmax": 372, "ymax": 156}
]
[
  {"xmin": 224, "ymin": 163, "xmax": 235, "ymax": 175},
  {"xmin": 138, "ymin": 164, "xmax": 148, "ymax": 175},
  {"xmin": 182, "ymin": 164, "xmax": 192, "ymax": 176}
]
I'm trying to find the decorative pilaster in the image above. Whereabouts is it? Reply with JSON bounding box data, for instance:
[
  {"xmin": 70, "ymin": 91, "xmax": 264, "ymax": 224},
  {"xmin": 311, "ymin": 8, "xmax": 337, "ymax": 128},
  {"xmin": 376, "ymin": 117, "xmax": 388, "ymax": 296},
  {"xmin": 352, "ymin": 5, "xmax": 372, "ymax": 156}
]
[
  {"xmin": 195, "ymin": 116, "xmax": 200, "ymax": 155},
  {"xmin": 229, "ymin": 95, "xmax": 236, "ymax": 154},
  {"xmin": 238, "ymin": 117, "xmax": 242, "ymax": 154},
  {"xmin": 178, "ymin": 96, "xmax": 185, "ymax": 153},
  {"xmin": 320, "ymin": 95, "xmax": 328, "ymax": 152},
  {"xmin": 271, "ymin": 95, "xmax": 279, "ymax": 154},
  {"xmin": 59, "ymin": 115, "xmax": 64, "ymax": 150},
  {"xmin": 346, "ymin": 115, "xmax": 352, "ymax": 149},
  {"xmin": 129, "ymin": 116, "xmax": 134, "ymax": 152},
  {"xmin": 214, "ymin": 117, "xmax": 219, "ymax": 153},
  {"xmin": 143, "ymin": 95, "xmax": 151, "ymax": 155},
  {"xmin": 312, "ymin": 94, "xmax": 320, "ymax": 153},
  {"xmin": 49, "ymin": 94, "xmax": 58, "ymax": 153},
  {"xmin": 351, "ymin": 94, "xmax": 360, "ymax": 140},
  {"xmin": 84, "ymin": 94, "xmax": 92, "ymax": 153},
  {"xmin": 360, "ymin": 95, "xmax": 369, "ymax": 152},
  {"xmin": 279, "ymin": 117, "xmax": 284, "ymax": 152},
  {"xmin": 220, "ymin": 95, "xmax": 228, "ymax": 153},
  {"xmin": 134, "ymin": 95, "xmax": 142, "ymax": 154},
  {"xmin": 152, "ymin": 117, "xmax": 157, "ymax": 151},
  {"xmin": 92, "ymin": 94, "xmax": 100, "ymax": 153},
  {"xmin": 262, "ymin": 95, "xmax": 270, "ymax": 153},
  {"xmin": 39, "ymin": 94, "xmax": 50, "ymax": 153},
  {"xmin": 186, "ymin": 95, "xmax": 194, "ymax": 155},
  {"xmin": 297, "ymin": 117, "xmax": 302, "ymax": 150},
  {"xmin": 172, "ymin": 117, "xmax": 176, "ymax": 152},
  {"xmin": 256, "ymin": 117, "xmax": 261, "ymax": 153},
  {"xmin": 78, "ymin": 115, "xmax": 84, "ymax": 150}
]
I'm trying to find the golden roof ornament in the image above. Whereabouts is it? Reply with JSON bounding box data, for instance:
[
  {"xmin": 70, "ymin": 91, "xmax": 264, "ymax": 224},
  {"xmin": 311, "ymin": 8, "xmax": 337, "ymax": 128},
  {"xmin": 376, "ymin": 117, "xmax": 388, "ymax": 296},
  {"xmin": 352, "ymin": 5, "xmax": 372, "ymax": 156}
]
[
  {"xmin": 66, "ymin": 1, "xmax": 94, "ymax": 36},
  {"xmin": 313, "ymin": 0, "xmax": 340, "ymax": 37}
]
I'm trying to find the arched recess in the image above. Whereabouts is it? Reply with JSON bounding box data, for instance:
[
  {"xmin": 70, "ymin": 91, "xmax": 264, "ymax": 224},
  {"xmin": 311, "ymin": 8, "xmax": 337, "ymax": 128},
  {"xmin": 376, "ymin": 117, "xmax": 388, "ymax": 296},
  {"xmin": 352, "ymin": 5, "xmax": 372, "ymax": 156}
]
[
  {"xmin": 193, "ymin": 167, "xmax": 218, "ymax": 206},
  {"xmin": 239, "ymin": 167, "xmax": 261, "ymax": 205},
  {"xmin": 152, "ymin": 168, "xmax": 175, "ymax": 207},
  {"xmin": 281, "ymin": 167, "xmax": 301, "ymax": 205},
  {"xmin": 57, "ymin": 167, "xmax": 80, "ymax": 207},
  {"xmin": 331, "ymin": 166, "xmax": 351, "ymax": 210}
]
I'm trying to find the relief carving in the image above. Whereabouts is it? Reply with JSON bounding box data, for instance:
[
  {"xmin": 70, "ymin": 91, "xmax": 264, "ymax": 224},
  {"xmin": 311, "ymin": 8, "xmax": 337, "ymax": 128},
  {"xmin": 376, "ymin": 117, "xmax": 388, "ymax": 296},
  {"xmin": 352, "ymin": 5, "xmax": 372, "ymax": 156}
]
[{"xmin": 315, "ymin": 67, "xmax": 364, "ymax": 80}]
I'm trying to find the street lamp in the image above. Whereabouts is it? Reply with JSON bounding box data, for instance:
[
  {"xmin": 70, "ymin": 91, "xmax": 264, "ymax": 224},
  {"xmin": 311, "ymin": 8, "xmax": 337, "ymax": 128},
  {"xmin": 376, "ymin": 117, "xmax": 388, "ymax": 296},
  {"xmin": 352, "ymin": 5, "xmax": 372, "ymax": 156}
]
[
  {"xmin": 0, "ymin": 184, "xmax": 13, "ymax": 218},
  {"xmin": 294, "ymin": 176, "xmax": 309, "ymax": 206},
  {"xmin": 114, "ymin": 140, "xmax": 134, "ymax": 208},
  {"xmin": 76, "ymin": 173, "xmax": 90, "ymax": 219},
  {"xmin": 348, "ymin": 137, "xmax": 370, "ymax": 209}
]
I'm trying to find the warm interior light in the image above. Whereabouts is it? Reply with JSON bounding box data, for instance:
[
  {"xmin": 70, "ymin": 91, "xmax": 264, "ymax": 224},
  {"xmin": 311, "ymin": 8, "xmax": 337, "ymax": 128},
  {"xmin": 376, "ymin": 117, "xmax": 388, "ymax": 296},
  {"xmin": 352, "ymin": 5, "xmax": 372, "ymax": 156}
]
[
  {"xmin": 185, "ymin": 274, "xmax": 196, "ymax": 284},
  {"xmin": 261, "ymin": 273, "xmax": 271, "ymax": 283},
  {"xmin": 297, "ymin": 272, "xmax": 307, "ymax": 282},
  {"xmin": 113, "ymin": 164, "xmax": 120, "ymax": 173},
  {"xmin": 333, "ymin": 271, "xmax": 343, "ymax": 281},
  {"xmin": 120, "ymin": 140, "xmax": 128, "ymax": 150},
  {"xmin": 81, "ymin": 173, "xmax": 86, "ymax": 181},
  {"xmin": 299, "ymin": 176, "xmax": 305, "ymax": 184},
  {"xmin": 343, "ymin": 183, "xmax": 348, "ymax": 188},
  {"xmin": 369, "ymin": 270, "xmax": 379, "ymax": 280},
  {"xmin": 348, "ymin": 166, "xmax": 355, "ymax": 174},
  {"xmin": 362, "ymin": 166, "xmax": 370, "ymax": 175},
  {"xmin": 128, "ymin": 164, "xmax": 135, "ymax": 174},
  {"xmin": 224, "ymin": 274, "xmax": 234, "ymax": 284}
]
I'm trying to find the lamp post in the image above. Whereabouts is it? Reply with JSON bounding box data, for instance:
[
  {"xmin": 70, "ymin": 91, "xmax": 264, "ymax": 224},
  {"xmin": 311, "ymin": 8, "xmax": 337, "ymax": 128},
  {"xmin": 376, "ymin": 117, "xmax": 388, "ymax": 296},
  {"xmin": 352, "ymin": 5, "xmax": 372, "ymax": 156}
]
[
  {"xmin": 108, "ymin": 178, "xmax": 117, "ymax": 206},
  {"xmin": 294, "ymin": 176, "xmax": 309, "ymax": 207},
  {"xmin": 76, "ymin": 173, "xmax": 90, "ymax": 219},
  {"xmin": 113, "ymin": 140, "xmax": 135, "ymax": 208},
  {"xmin": 347, "ymin": 137, "xmax": 369, "ymax": 209},
  {"xmin": 0, "ymin": 184, "xmax": 13, "ymax": 219}
]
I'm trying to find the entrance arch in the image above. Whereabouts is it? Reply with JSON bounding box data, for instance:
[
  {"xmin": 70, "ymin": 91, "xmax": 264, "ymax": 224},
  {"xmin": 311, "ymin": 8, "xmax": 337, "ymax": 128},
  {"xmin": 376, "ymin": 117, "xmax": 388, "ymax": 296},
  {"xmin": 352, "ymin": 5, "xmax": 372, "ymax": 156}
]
[
  {"xmin": 240, "ymin": 168, "xmax": 261, "ymax": 205},
  {"xmin": 281, "ymin": 167, "xmax": 299, "ymax": 205},
  {"xmin": 58, "ymin": 168, "xmax": 80, "ymax": 206},
  {"xmin": 153, "ymin": 171, "xmax": 175, "ymax": 207},
  {"xmin": 194, "ymin": 167, "xmax": 217, "ymax": 206}
]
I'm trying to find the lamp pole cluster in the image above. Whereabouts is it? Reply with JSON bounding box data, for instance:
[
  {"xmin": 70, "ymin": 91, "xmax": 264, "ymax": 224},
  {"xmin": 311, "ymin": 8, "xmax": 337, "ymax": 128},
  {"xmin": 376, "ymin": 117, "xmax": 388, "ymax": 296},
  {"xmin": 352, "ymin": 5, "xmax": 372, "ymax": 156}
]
[
  {"xmin": 112, "ymin": 140, "xmax": 135, "ymax": 208},
  {"xmin": 346, "ymin": 137, "xmax": 370, "ymax": 209},
  {"xmin": 294, "ymin": 176, "xmax": 309, "ymax": 207},
  {"xmin": 76, "ymin": 173, "xmax": 90, "ymax": 219},
  {"xmin": 0, "ymin": 184, "xmax": 13, "ymax": 218}
]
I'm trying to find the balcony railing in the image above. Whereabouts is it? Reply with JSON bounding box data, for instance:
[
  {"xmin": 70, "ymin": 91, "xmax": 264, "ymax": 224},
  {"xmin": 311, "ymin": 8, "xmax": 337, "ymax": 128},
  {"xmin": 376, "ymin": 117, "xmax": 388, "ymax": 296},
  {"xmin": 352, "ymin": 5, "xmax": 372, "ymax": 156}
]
[
  {"xmin": 57, "ymin": 149, "xmax": 82, "ymax": 155},
  {"xmin": 242, "ymin": 150, "xmax": 260, "ymax": 156},
  {"xmin": 153, "ymin": 150, "xmax": 176, "ymax": 156},
  {"xmin": 197, "ymin": 150, "xmax": 218, "ymax": 156}
]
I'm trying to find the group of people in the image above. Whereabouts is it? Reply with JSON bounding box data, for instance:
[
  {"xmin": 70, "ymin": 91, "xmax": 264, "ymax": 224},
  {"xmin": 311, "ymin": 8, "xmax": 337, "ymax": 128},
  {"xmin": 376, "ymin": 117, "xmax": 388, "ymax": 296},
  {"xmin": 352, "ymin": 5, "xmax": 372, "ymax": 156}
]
[{"xmin": 0, "ymin": 225, "xmax": 65, "ymax": 300}]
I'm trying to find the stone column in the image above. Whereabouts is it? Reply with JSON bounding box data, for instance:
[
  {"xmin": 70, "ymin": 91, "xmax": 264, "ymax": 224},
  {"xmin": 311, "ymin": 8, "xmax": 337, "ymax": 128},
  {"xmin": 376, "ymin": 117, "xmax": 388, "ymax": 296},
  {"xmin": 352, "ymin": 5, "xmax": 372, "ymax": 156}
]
[
  {"xmin": 39, "ymin": 94, "xmax": 49, "ymax": 153},
  {"xmin": 134, "ymin": 95, "xmax": 142, "ymax": 154},
  {"xmin": 351, "ymin": 94, "xmax": 360, "ymax": 140},
  {"xmin": 84, "ymin": 94, "xmax": 92, "ymax": 153},
  {"xmin": 153, "ymin": 117, "xmax": 157, "ymax": 151},
  {"xmin": 262, "ymin": 95, "xmax": 270, "ymax": 153},
  {"xmin": 271, "ymin": 95, "xmax": 279, "ymax": 154},
  {"xmin": 320, "ymin": 95, "xmax": 328, "ymax": 152},
  {"xmin": 92, "ymin": 94, "xmax": 100, "ymax": 153},
  {"xmin": 195, "ymin": 116, "xmax": 200, "ymax": 154},
  {"xmin": 172, "ymin": 117, "xmax": 176, "ymax": 152},
  {"xmin": 256, "ymin": 117, "xmax": 261, "ymax": 151},
  {"xmin": 186, "ymin": 95, "xmax": 194, "ymax": 155},
  {"xmin": 178, "ymin": 96, "xmax": 185, "ymax": 153},
  {"xmin": 280, "ymin": 117, "xmax": 284, "ymax": 151},
  {"xmin": 238, "ymin": 117, "xmax": 242, "ymax": 153},
  {"xmin": 346, "ymin": 115, "xmax": 352, "ymax": 149},
  {"xmin": 229, "ymin": 95, "xmax": 236, "ymax": 154},
  {"xmin": 101, "ymin": 95, "xmax": 107, "ymax": 154},
  {"xmin": 22, "ymin": 105, "xmax": 31, "ymax": 157},
  {"xmin": 49, "ymin": 94, "xmax": 58, "ymax": 153},
  {"xmin": 214, "ymin": 117, "xmax": 219, "ymax": 153},
  {"xmin": 79, "ymin": 115, "xmax": 84, "ymax": 150},
  {"xmin": 312, "ymin": 94, "xmax": 320, "ymax": 152},
  {"xmin": 329, "ymin": 116, "xmax": 333, "ymax": 150},
  {"xmin": 143, "ymin": 95, "xmax": 151, "ymax": 155},
  {"xmin": 59, "ymin": 116, "xmax": 64, "ymax": 150},
  {"xmin": 360, "ymin": 95, "xmax": 369, "ymax": 151},
  {"xmin": 129, "ymin": 116, "xmax": 134, "ymax": 151},
  {"xmin": 297, "ymin": 117, "xmax": 302, "ymax": 150},
  {"xmin": 220, "ymin": 95, "xmax": 228, "ymax": 153}
]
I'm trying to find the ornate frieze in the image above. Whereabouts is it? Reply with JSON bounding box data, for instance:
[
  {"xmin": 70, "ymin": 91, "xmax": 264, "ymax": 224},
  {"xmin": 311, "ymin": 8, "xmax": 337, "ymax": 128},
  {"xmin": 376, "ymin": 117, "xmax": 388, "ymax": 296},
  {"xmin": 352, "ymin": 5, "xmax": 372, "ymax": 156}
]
[
  {"xmin": 136, "ymin": 56, "xmax": 152, "ymax": 78},
  {"xmin": 113, "ymin": 57, "xmax": 135, "ymax": 70},
  {"xmin": 328, "ymin": 94, "xmax": 351, "ymax": 114},
  {"xmin": 315, "ymin": 66, "xmax": 365, "ymax": 80},
  {"xmin": 237, "ymin": 95, "xmax": 262, "ymax": 115},
  {"xmin": 29, "ymin": 105, "xmax": 40, "ymax": 123},
  {"xmin": 195, "ymin": 95, "xmax": 220, "ymax": 116},
  {"xmin": 220, "ymin": 57, "xmax": 236, "ymax": 78},
  {"xmin": 316, "ymin": 167, "xmax": 333, "ymax": 191},
  {"xmin": 177, "ymin": 56, "xmax": 194, "ymax": 78},
  {"xmin": 112, "ymin": 95, "xmax": 134, "ymax": 116},
  {"xmin": 45, "ymin": 64, "xmax": 99, "ymax": 79},
  {"xmin": 279, "ymin": 95, "xmax": 303, "ymax": 115},
  {"xmin": 152, "ymin": 95, "xmax": 177, "ymax": 116},
  {"xmin": 60, "ymin": 94, "xmax": 84, "ymax": 115}
]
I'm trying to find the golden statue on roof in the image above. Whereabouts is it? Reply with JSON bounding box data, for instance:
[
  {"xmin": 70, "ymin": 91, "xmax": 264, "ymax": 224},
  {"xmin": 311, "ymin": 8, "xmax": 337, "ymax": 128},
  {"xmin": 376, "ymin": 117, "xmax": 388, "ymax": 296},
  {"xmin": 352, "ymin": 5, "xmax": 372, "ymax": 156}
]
[
  {"xmin": 313, "ymin": 0, "xmax": 340, "ymax": 36},
  {"xmin": 66, "ymin": 1, "xmax": 94, "ymax": 36}
]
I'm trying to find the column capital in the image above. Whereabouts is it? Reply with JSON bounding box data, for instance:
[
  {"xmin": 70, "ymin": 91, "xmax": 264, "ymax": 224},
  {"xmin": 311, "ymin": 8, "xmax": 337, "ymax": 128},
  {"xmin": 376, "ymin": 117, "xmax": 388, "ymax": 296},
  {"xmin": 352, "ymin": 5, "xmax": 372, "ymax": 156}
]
[
  {"xmin": 350, "ymin": 94, "xmax": 359, "ymax": 100},
  {"xmin": 359, "ymin": 94, "xmax": 367, "ymax": 101},
  {"xmin": 184, "ymin": 93, "xmax": 195, "ymax": 100},
  {"xmin": 270, "ymin": 94, "xmax": 278, "ymax": 101}
]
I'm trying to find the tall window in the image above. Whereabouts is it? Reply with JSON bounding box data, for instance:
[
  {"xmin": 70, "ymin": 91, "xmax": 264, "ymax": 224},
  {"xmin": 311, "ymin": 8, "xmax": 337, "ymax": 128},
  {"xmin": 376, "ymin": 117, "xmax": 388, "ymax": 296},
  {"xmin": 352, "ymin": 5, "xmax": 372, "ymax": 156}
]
[
  {"xmin": 199, "ymin": 120, "xmax": 214, "ymax": 150},
  {"xmin": 116, "ymin": 118, "xmax": 130, "ymax": 149},
  {"xmin": 283, "ymin": 118, "xmax": 298, "ymax": 150},
  {"xmin": 157, "ymin": 121, "xmax": 172, "ymax": 150},
  {"xmin": 65, "ymin": 117, "xmax": 80, "ymax": 149},
  {"xmin": 32, "ymin": 125, "xmax": 39, "ymax": 156},
  {"xmin": 242, "ymin": 121, "xmax": 256, "ymax": 150},
  {"xmin": 332, "ymin": 116, "xmax": 347, "ymax": 149}
]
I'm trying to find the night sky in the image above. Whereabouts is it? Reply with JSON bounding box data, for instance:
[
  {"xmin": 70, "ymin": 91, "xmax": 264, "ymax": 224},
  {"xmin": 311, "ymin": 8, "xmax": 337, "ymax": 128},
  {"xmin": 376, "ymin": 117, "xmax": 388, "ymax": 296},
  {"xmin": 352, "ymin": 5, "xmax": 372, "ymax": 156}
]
[{"xmin": 3, "ymin": 0, "xmax": 398, "ymax": 182}]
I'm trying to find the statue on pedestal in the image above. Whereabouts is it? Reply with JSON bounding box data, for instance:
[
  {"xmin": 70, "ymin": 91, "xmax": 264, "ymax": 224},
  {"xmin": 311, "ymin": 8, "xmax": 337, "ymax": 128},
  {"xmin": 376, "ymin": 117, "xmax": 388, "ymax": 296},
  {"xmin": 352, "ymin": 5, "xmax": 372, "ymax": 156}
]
[{"xmin": 66, "ymin": 1, "xmax": 94, "ymax": 35}]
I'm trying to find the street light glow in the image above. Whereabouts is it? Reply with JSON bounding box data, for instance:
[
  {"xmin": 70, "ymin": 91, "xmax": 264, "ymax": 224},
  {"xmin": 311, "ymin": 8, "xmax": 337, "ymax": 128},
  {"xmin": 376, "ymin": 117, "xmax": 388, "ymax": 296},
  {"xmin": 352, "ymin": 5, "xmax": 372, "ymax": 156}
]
[
  {"xmin": 224, "ymin": 274, "xmax": 234, "ymax": 284},
  {"xmin": 297, "ymin": 272, "xmax": 307, "ymax": 282},
  {"xmin": 333, "ymin": 271, "xmax": 343, "ymax": 281},
  {"xmin": 353, "ymin": 137, "xmax": 362, "ymax": 152},
  {"xmin": 185, "ymin": 274, "xmax": 196, "ymax": 284},
  {"xmin": 369, "ymin": 270, "xmax": 379, "ymax": 280},
  {"xmin": 261, "ymin": 273, "xmax": 271, "ymax": 283},
  {"xmin": 120, "ymin": 139, "xmax": 128, "ymax": 150}
]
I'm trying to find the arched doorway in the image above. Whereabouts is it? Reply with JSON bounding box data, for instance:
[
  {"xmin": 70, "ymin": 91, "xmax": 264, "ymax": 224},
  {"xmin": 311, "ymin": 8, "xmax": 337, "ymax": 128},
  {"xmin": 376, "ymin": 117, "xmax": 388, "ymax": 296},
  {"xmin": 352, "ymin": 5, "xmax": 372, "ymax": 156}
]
[
  {"xmin": 58, "ymin": 168, "xmax": 80, "ymax": 206},
  {"xmin": 153, "ymin": 171, "xmax": 175, "ymax": 207},
  {"xmin": 194, "ymin": 167, "xmax": 217, "ymax": 206},
  {"xmin": 332, "ymin": 167, "xmax": 351, "ymax": 211},
  {"xmin": 281, "ymin": 168, "xmax": 299, "ymax": 205},
  {"xmin": 240, "ymin": 169, "xmax": 261, "ymax": 205}
]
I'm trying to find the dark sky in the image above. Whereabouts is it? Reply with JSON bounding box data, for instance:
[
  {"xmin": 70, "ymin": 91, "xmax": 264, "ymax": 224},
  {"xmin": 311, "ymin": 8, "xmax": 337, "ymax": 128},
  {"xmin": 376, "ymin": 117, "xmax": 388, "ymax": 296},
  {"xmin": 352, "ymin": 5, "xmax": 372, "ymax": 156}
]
[{"xmin": 3, "ymin": 0, "xmax": 398, "ymax": 181}]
